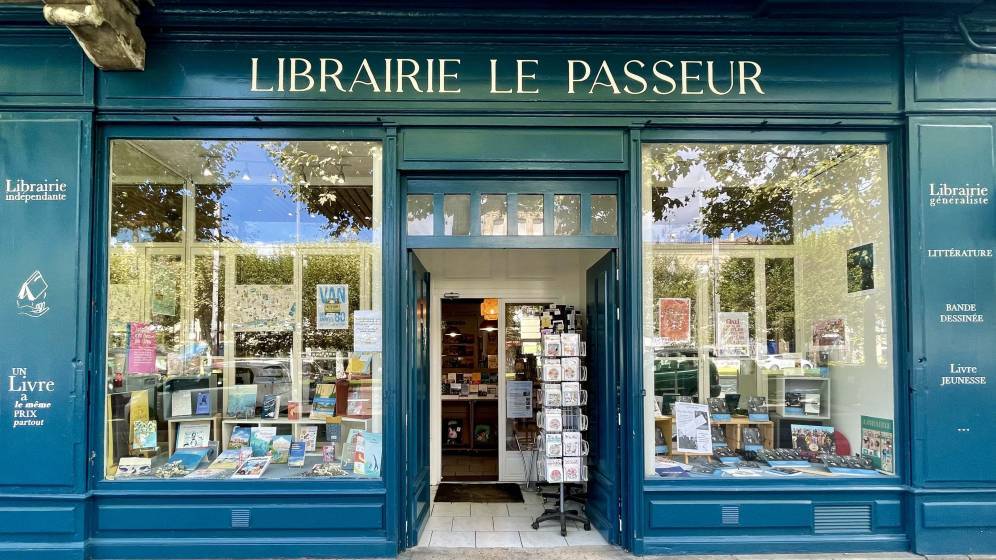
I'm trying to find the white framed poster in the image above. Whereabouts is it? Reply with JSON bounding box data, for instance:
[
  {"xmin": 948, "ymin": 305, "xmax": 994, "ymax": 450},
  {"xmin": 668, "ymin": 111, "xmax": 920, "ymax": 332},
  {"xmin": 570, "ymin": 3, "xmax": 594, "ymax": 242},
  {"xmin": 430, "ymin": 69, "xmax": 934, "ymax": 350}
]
[
  {"xmin": 316, "ymin": 284, "xmax": 349, "ymax": 330},
  {"xmin": 506, "ymin": 380, "xmax": 533, "ymax": 419},
  {"xmin": 674, "ymin": 401, "xmax": 712, "ymax": 454},
  {"xmin": 717, "ymin": 311, "xmax": 750, "ymax": 357},
  {"xmin": 353, "ymin": 310, "xmax": 382, "ymax": 352}
]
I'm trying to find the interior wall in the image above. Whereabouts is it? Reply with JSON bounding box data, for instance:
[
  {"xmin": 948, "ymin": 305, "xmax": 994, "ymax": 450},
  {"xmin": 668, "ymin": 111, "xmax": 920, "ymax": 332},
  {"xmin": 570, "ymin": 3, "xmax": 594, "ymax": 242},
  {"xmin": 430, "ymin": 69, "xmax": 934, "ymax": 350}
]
[
  {"xmin": 416, "ymin": 248, "xmax": 608, "ymax": 484},
  {"xmin": 792, "ymin": 146, "xmax": 894, "ymax": 448}
]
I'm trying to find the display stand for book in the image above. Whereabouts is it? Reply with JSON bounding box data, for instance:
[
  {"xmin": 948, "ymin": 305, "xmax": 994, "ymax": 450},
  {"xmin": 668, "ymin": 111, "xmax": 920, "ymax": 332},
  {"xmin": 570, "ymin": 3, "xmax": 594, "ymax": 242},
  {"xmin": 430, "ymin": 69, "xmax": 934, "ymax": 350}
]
[{"xmin": 531, "ymin": 306, "xmax": 592, "ymax": 537}]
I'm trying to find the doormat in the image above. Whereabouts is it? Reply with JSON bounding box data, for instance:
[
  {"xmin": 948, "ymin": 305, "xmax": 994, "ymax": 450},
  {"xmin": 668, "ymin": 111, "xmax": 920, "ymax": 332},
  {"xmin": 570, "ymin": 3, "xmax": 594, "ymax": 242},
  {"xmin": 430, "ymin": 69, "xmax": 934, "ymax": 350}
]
[{"xmin": 435, "ymin": 483, "xmax": 524, "ymax": 503}]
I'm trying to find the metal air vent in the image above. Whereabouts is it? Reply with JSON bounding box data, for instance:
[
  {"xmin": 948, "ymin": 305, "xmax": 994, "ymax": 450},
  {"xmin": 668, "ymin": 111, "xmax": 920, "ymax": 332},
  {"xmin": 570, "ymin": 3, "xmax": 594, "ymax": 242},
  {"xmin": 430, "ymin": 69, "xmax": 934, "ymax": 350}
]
[
  {"xmin": 231, "ymin": 509, "xmax": 251, "ymax": 528},
  {"xmin": 721, "ymin": 505, "xmax": 740, "ymax": 525},
  {"xmin": 813, "ymin": 505, "xmax": 871, "ymax": 534}
]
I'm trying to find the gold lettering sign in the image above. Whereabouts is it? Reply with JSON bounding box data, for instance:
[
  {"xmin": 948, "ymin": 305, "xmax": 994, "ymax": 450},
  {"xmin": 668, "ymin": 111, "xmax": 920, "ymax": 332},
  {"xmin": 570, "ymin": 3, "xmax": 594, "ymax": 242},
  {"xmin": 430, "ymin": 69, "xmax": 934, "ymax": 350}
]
[{"xmin": 249, "ymin": 57, "xmax": 764, "ymax": 96}]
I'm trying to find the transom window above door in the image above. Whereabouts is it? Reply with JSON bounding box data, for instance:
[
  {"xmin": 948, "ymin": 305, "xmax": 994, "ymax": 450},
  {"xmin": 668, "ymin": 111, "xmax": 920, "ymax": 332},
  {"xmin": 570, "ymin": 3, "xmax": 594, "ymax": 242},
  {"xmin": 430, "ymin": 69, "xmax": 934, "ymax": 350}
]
[{"xmin": 404, "ymin": 178, "xmax": 619, "ymax": 248}]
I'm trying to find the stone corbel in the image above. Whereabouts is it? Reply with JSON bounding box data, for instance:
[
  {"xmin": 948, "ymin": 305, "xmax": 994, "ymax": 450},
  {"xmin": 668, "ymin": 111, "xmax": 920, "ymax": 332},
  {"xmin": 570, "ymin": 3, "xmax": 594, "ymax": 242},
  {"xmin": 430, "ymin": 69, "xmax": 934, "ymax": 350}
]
[{"xmin": 43, "ymin": 0, "xmax": 145, "ymax": 70}]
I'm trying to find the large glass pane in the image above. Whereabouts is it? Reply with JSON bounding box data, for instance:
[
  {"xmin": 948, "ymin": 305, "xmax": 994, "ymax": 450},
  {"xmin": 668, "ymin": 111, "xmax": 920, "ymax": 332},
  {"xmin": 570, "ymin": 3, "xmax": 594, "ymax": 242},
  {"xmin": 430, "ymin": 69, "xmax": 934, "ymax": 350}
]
[
  {"xmin": 443, "ymin": 194, "xmax": 471, "ymax": 236},
  {"xmin": 105, "ymin": 139, "xmax": 384, "ymax": 481},
  {"xmin": 504, "ymin": 303, "xmax": 550, "ymax": 461},
  {"xmin": 480, "ymin": 194, "xmax": 507, "ymax": 236},
  {"xmin": 517, "ymin": 194, "xmax": 544, "ymax": 236},
  {"xmin": 407, "ymin": 194, "xmax": 434, "ymax": 235},
  {"xmin": 642, "ymin": 143, "xmax": 895, "ymax": 478},
  {"xmin": 591, "ymin": 194, "xmax": 617, "ymax": 235},
  {"xmin": 554, "ymin": 194, "xmax": 580, "ymax": 235}
]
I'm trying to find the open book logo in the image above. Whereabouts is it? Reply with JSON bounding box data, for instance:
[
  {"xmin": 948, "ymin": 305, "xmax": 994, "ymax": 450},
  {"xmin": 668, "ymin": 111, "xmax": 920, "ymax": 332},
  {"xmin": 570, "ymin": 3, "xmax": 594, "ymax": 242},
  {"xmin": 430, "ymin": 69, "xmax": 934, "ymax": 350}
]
[{"xmin": 16, "ymin": 270, "xmax": 49, "ymax": 318}]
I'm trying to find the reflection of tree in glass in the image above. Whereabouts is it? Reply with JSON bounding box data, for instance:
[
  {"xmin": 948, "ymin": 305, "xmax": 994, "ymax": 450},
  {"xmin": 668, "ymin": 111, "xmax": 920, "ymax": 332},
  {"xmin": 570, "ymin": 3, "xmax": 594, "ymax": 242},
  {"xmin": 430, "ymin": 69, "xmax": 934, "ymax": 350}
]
[
  {"xmin": 644, "ymin": 144, "xmax": 883, "ymax": 243},
  {"xmin": 111, "ymin": 140, "xmax": 238, "ymax": 242},
  {"xmin": 263, "ymin": 142, "xmax": 377, "ymax": 239},
  {"xmin": 717, "ymin": 258, "xmax": 755, "ymax": 338},
  {"xmin": 765, "ymin": 258, "xmax": 796, "ymax": 351}
]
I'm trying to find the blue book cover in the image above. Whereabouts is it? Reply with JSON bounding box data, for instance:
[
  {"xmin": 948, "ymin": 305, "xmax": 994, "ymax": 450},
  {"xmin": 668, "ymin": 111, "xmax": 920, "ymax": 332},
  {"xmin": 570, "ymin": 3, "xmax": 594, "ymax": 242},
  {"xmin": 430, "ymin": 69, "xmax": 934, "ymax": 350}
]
[
  {"xmin": 270, "ymin": 434, "xmax": 292, "ymax": 464},
  {"xmin": 166, "ymin": 447, "xmax": 211, "ymax": 472},
  {"xmin": 288, "ymin": 441, "xmax": 306, "ymax": 467},
  {"xmin": 356, "ymin": 431, "xmax": 382, "ymax": 477},
  {"xmin": 194, "ymin": 390, "xmax": 211, "ymax": 415},
  {"xmin": 250, "ymin": 426, "xmax": 276, "ymax": 457},
  {"xmin": 226, "ymin": 384, "xmax": 258, "ymax": 418}
]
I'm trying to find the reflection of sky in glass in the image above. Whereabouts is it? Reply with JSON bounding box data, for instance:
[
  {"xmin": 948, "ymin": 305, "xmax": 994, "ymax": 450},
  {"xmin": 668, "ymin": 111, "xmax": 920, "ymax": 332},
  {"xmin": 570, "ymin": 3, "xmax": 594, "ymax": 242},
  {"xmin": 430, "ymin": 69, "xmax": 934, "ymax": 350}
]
[
  {"xmin": 650, "ymin": 160, "xmax": 780, "ymax": 244},
  {"xmin": 207, "ymin": 143, "xmax": 372, "ymax": 243},
  {"xmin": 407, "ymin": 195, "xmax": 434, "ymax": 235}
]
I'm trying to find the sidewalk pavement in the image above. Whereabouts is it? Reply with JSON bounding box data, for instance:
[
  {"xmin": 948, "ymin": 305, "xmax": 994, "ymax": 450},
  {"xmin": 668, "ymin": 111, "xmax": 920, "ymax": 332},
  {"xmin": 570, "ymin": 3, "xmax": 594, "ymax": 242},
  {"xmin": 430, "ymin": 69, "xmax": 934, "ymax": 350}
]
[{"xmin": 359, "ymin": 549, "xmax": 996, "ymax": 560}]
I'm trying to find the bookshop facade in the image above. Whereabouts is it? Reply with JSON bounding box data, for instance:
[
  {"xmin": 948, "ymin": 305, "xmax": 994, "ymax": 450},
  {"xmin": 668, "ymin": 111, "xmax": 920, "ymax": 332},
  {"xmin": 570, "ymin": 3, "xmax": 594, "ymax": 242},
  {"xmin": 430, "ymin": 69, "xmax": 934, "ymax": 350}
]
[{"xmin": 0, "ymin": 2, "xmax": 995, "ymax": 559}]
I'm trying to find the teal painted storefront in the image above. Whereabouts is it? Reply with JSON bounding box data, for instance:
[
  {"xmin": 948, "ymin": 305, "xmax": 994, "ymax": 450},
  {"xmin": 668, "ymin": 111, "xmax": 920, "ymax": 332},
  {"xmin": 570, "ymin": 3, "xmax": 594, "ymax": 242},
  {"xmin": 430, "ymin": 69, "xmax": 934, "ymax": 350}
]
[{"xmin": 0, "ymin": 2, "xmax": 994, "ymax": 558}]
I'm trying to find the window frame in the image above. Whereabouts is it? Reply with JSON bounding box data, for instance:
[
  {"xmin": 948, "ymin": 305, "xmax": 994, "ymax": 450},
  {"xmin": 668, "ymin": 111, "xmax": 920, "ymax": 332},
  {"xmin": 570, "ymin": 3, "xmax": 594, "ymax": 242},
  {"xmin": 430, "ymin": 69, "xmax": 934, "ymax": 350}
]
[
  {"xmin": 90, "ymin": 125, "xmax": 394, "ymax": 492},
  {"xmin": 633, "ymin": 128, "xmax": 909, "ymax": 487}
]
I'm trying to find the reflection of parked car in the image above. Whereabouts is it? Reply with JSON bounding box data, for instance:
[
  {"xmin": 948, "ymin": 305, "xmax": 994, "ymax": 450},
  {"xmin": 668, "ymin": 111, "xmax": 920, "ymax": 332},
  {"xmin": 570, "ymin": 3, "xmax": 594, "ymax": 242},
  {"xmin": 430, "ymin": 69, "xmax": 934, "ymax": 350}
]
[
  {"xmin": 234, "ymin": 359, "xmax": 293, "ymax": 409},
  {"xmin": 654, "ymin": 348, "xmax": 721, "ymax": 412},
  {"xmin": 758, "ymin": 354, "xmax": 814, "ymax": 370}
]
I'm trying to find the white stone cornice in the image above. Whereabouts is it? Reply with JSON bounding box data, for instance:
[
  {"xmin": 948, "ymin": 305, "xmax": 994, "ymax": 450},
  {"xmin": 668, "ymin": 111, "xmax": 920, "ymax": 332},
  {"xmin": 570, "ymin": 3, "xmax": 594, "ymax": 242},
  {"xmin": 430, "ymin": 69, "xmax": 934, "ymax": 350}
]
[{"xmin": 42, "ymin": 0, "xmax": 145, "ymax": 70}]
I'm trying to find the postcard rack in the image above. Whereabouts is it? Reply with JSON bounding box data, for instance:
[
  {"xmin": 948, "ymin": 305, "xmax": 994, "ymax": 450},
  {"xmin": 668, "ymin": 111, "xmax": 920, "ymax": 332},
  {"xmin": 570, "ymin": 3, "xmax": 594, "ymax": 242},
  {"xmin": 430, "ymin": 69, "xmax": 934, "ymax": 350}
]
[{"xmin": 531, "ymin": 305, "xmax": 592, "ymax": 537}]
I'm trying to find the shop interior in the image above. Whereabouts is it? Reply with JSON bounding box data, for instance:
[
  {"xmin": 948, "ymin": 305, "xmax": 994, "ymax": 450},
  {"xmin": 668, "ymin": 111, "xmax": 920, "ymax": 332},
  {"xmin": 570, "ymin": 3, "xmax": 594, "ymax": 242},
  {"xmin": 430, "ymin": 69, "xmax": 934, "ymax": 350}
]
[{"xmin": 415, "ymin": 248, "xmax": 610, "ymax": 487}]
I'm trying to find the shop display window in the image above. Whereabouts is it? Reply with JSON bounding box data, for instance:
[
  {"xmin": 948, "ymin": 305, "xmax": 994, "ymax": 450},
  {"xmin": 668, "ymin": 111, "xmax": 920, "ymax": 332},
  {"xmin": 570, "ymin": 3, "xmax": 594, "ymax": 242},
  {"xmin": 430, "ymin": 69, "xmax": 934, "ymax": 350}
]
[
  {"xmin": 104, "ymin": 139, "xmax": 384, "ymax": 480},
  {"xmin": 641, "ymin": 143, "xmax": 896, "ymax": 478}
]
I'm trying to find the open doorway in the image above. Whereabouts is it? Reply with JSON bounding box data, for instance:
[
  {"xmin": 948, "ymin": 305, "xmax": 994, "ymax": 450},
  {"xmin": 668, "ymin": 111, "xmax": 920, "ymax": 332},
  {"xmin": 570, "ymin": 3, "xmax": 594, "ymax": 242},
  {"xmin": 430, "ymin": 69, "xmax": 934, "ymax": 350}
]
[
  {"xmin": 440, "ymin": 298, "xmax": 500, "ymax": 481},
  {"xmin": 408, "ymin": 248, "xmax": 620, "ymax": 548}
]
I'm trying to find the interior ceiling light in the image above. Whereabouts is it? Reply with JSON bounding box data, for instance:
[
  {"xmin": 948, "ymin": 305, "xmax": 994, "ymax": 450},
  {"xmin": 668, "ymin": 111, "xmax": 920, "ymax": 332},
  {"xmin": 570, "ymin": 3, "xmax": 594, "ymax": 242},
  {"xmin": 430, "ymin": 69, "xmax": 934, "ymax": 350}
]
[{"xmin": 481, "ymin": 298, "xmax": 499, "ymax": 321}]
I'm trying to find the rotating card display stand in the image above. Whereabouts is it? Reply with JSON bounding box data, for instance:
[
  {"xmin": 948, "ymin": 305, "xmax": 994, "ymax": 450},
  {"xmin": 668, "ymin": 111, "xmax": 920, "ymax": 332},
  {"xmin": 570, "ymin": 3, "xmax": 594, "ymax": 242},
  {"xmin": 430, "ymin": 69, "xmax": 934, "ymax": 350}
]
[{"xmin": 532, "ymin": 305, "xmax": 592, "ymax": 537}]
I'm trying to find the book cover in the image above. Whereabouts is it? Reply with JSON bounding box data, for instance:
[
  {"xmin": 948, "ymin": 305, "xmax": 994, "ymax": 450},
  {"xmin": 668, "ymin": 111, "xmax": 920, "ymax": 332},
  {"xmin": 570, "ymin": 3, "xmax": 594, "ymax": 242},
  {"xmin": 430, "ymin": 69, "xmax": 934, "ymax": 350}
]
[
  {"xmin": 250, "ymin": 426, "xmax": 277, "ymax": 457},
  {"xmin": 342, "ymin": 428, "xmax": 363, "ymax": 468},
  {"xmin": 176, "ymin": 421, "xmax": 211, "ymax": 449},
  {"xmin": 231, "ymin": 456, "xmax": 271, "ymax": 479},
  {"xmin": 708, "ymin": 397, "xmax": 731, "ymax": 421},
  {"xmin": 324, "ymin": 420, "xmax": 340, "ymax": 446},
  {"xmin": 288, "ymin": 441, "xmax": 307, "ymax": 467},
  {"xmin": 346, "ymin": 353, "xmax": 372, "ymax": 376},
  {"xmin": 303, "ymin": 424, "xmax": 319, "ymax": 451},
  {"xmin": 165, "ymin": 447, "xmax": 211, "ymax": 472},
  {"xmin": 116, "ymin": 457, "xmax": 152, "ymax": 478},
  {"xmin": 474, "ymin": 424, "xmax": 492, "ymax": 445},
  {"xmin": 860, "ymin": 415, "xmax": 895, "ymax": 473},
  {"xmin": 357, "ymin": 431, "xmax": 382, "ymax": 477},
  {"xmin": 194, "ymin": 390, "xmax": 211, "ymax": 415},
  {"xmin": 262, "ymin": 394, "xmax": 280, "ymax": 419},
  {"xmin": 791, "ymin": 424, "xmax": 835, "ymax": 454},
  {"xmin": 270, "ymin": 434, "xmax": 292, "ymax": 464},
  {"xmin": 226, "ymin": 384, "xmax": 258, "ymax": 418},
  {"xmin": 126, "ymin": 322, "xmax": 158, "ymax": 374},
  {"xmin": 132, "ymin": 420, "xmax": 157, "ymax": 450},
  {"xmin": 287, "ymin": 400, "xmax": 301, "ymax": 420},
  {"xmin": 171, "ymin": 389, "xmax": 192, "ymax": 417},
  {"xmin": 229, "ymin": 426, "xmax": 251, "ymax": 449},
  {"xmin": 310, "ymin": 383, "xmax": 337, "ymax": 420},
  {"xmin": 747, "ymin": 396, "xmax": 769, "ymax": 421},
  {"xmin": 208, "ymin": 449, "xmax": 243, "ymax": 471}
]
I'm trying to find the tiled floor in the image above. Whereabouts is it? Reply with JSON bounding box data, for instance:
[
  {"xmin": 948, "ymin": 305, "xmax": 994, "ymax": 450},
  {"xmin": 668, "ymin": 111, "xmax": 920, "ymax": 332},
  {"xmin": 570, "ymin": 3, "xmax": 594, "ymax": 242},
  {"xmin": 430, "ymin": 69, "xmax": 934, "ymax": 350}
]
[{"xmin": 417, "ymin": 484, "xmax": 610, "ymax": 549}]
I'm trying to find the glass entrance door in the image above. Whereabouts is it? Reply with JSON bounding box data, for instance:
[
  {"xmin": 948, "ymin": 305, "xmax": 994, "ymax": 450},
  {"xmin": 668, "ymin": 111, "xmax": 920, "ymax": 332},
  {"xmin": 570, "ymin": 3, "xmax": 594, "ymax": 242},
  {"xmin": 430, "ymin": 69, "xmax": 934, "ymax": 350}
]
[{"xmin": 499, "ymin": 302, "xmax": 552, "ymax": 481}]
